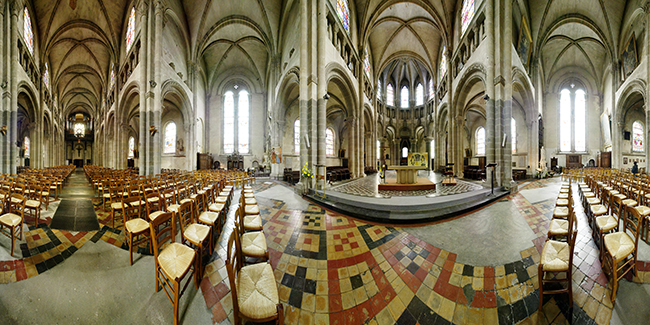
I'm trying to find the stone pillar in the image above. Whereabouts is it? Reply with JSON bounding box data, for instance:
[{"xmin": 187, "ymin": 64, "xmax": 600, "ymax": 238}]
[
  {"xmin": 484, "ymin": 0, "xmax": 495, "ymax": 186},
  {"xmin": 298, "ymin": 0, "xmax": 309, "ymax": 189},
  {"xmin": 316, "ymin": 0, "xmax": 327, "ymax": 188},
  {"xmin": 137, "ymin": 0, "xmax": 149, "ymax": 174},
  {"xmin": 502, "ymin": 0, "xmax": 514, "ymax": 188},
  {"xmin": 8, "ymin": 1, "xmax": 18, "ymax": 174},
  {"xmin": 152, "ymin": 0, "xmax": 163, "ymax": 174}
]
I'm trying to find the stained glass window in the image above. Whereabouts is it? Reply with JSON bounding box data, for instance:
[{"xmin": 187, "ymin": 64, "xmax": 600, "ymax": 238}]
[
  {"xmin": 402, "ymin": 147, "xmax": 408, "ymax": 158},
  {"xmin": 24, "ymin": 7, "xmax": 33, "ymax": 54},
  {"xmin": 223, "ymin": 91, "xmax": 235, "ymax": 154},
  {"xmin": 400, "ymin": 86, "xmax": 409, "ymax": 108},
  {"xmin": 326, "ymin": 128, "xmax": 334, "ymax": 156},
  {"xmin": 238, "ymin": 90, "xmax": 249, "ymax": 154},
  {"xmin": 126, "ymin": 7, "xmax": 136, "ymax": 52},
  {"xmin": 363, "ymin": 49, "xmax": 371, "ymax": 77},
  {"xmin": 416, "ymin": 83, "xmax": 424, "ymax": 106},
  {"xmin": 476, "ymin": 126, "xmax": 485, "ymax": 156},
  {"xmin": 510, "ymin": 117, "xmax": 517, "ymax": 153},
  {"xmin": 461, "ymin": 0, "xmax": 475, "ymax": 35},
  {"xmin": 575, "ymin": 90, "xmax": 586, "ymax": 152},
  {"xmin": 387, "ymin": 84, "xmax": 394, "ymax": 106},
  {"xmin": 24, "ymin": 137, "xmax": 30, "ymax": 158},
  {"xmin": 43, "ymin": 63, "xmax": 49, "ymax": 89},
  {"xmin": 110, "ymin": 63, "xmax": 115, "ymax": 89},
  {"xmin": 336, "ymin": 0, "xmax": 350, "ymax": 33},
  {"xmin": 633, "ymin": 121, "xmax": 644, "ymax": 152},
  {"xmin": 164, "ymin": 122, "xmax": 176, "ymax": 154},
  {"xmin": 294, "ymin": 119, "xmax": 300, "ymax": 154},
  {"xmin": 560, "ymin": 89, "xmax": 571, "ymax": 152},
  {"xmin": 128, "ymin": 137, "xmax": 135, "ymax": 158},
  {"xmin": 440, "ymin": 46, "xmax": 447, "ymax": 80},
  {"xmin": 429, "ymin": 78, "xmax": 434, "ymax": 98}
]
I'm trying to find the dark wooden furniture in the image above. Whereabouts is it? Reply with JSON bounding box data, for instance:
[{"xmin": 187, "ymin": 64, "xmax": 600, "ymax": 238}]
[
  {"xmin": 600, "ymin": 152, "xmax": 611, "ymax": 168},
  {"xmin": 197, "ymin": 153, "xmax": 213, "ymax": 170},
  {"xmin": 463, "ymin": 166, "xmax": 485, "ymax": 180},
  {"xmin": 566, "ymin": 154, "xmax": 582, "ymax": 168},
  {"xmin": 227, "ymin": 153, "xmax": 244, "ymax": 170},
  {"xmin": 326, "ymin": 166, "xmax": 350, "ymax": 183},
  {"xmin": 513, "ymin": 169, "xmax": 527, "ymax": 180}
]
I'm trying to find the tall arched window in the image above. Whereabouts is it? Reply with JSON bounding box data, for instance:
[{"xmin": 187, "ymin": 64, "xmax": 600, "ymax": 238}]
[
  {"xmin": 510, "ymin": 117, "xmax": 517, "ymax": 153},
  {"xmin": 416, "ymin": 83, "xmax": 424, "ymax": 106},
  {"xmin": 461, "ymin": 0, "xmax": 475, "ymax": 34},
  {"xmin": 110, "ymin": 63, "xmax": 116, "ymax": 89},
  {"xmin": 377, "ymin": 80, "xmax": 382, "ymax": 98},
  {"xmin": 24, "ymin": 7, "xmax": 34, "ymax": 54},
  {"xmin": 336, "ymin": 0, "xmax": 350, "ymax": 32},
  {"xmin": 223, "ymin": 91, "xmax": 235, "ymax": 153},
  {"xmin": 43, "ymin": 63, "xmax": 49, "ymax": 89},
  {"xmin": 400, "ymin": 86, "xmax": 409, "ymax": 108},
  {"xmin": 402, "ymin": 147, "xmax": 408, "ymax": 158},
  {"xmin": 326, "ymin": 128, "xmax": 334, "ymax": 156},
  {"xmin": 430, "ymin": 139, "xmax": 435, "ymax": 156},
  {"xmin": 126, "ymin": 7, "xmax": 136, "ymax": 52},
  {"xmin": 294, "ymin": 119, "xmax": 300, "ymax": 154},
  {"xmin": 164, "ymin": 123, "xmax": 176, "ymax": 154},
  {"xmin": 386, "ymin": 84, "xmax": 394, "ymax": 106},
  {"xmin": 633, "ymin": 121, "xmax": 644, "ymax": 152},
  {"xmin": 128, "ymin": 137, "xmax": 135, "ymax": 158},
  {"xmin": 559, "ymin": 87, "xmax": 587, "ymax": 152},
  {"xmin": 238, "ymin": 90, "xmax": 249, "ymax": 153},
  {"xmin": 363, "ymin": 49, "xmax": 371, "ymax": 77},
  {"xmin": 429, "ymin": 78, "xmax": 434, "ymax": 98},
  {"xmin": 24, "ymin": 137, "xmax": 30, "ymax": 158},
  {"xmin": 440, "ymin": 46, "xmax": 447, "ymax": 80},
  {"xmin": 476, "ymin": 126, "xmax": 485, "ymax": 156}
]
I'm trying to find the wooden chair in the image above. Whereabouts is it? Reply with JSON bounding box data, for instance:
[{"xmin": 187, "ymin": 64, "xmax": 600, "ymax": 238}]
[
  {"xmin": 149, "ymin": 211, "xmax": 197, "ymax": 325},
  {"xmin": 226, "ymin": 228, "xmax": 283, "ymax": 325},
  {"xmin": 25, "ymin": 185, "xmax": 44, "ymax": 227},
  {"xmin": 145, "ymin": 192, "xmax": 166, "ymax": 221},
  {"xmin": 234, "ymin": 204, "xmax": 268, "ymax": 262},
  {"xmin": 603, "ymin": 204, "xmax": 648, "ymax": 301},
  {"xmin": 238, "ymin": 205, "xmax": 263, "ymax": 232},
  {"xmin": 538, "ymin": 228, "xmax": 577, "ymax": 311},
  {"xmin": 121, "ymin": 196, "xmax": 150, "ymax": 265},
  {"xmin": 0, "ymin": 193, "xmax": 26, "ymax": 256},
  {"xmin": 177, "ymin": 201, "xmax": 210, "ymax": 279}
]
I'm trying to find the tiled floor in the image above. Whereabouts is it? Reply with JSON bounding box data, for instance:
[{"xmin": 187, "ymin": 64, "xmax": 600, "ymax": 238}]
[
  {"xmin": 2, "ymin": 172, "xmax": 650, "ymax": 324},
  {"xmin": 330, "ymin": 172, "xmax": 483, "ymax": 197}
]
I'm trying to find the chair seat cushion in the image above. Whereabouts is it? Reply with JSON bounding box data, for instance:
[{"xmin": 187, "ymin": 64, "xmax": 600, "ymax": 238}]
[
  {"xmin": 242, "ymin": 231, "xmax": 267, "ymax": 257},
  {"xmin": 199, "ymin": 211, "xmax": 219, "ymax": 225},
  {"xmin": 209, "ymin": 203, "xmax": 225, "ymax": 213},
  {"xmin": 540, "ymin": 240, "xmax": 570, "ymax": 272},
  {"xmin": 184, "ymin": 223, "xmax": 210, "ymax": 244},
  {"xmin": 237, "ymin": 262, "xmax": 279, "ymax": 320},
  {"xmin": 243, "ymin": 193, "xmax": 255, "ymax": 198},
  {"xmin": 10, "ymin": 197, "xmax": 22, "ymax": 204},
  {"xmin": 219, "ymin": 191, "xmax": 230, "ymax": 197},
  {"xmin": 548, "ymin": 219, "xmax": 568, "ymax": 236},
  {"xmin": 111, "ymin": 202, "xmax": 124, "ymax": 210},
  {"xmin": 553, "ymin": 207, "xmax": 569, "ymax": 218},
  {"xmin": 635, "ymin": 206, "xmax": 650, "ymax": 217},
  {"xmin": 596, "ymin": 215, "xmax": 617, "ymax": 233},
  {"xmin": 103, "ymin": 193, "xmax": 111, "ymax": 198},
  {"xmin": 555, "ymin": 199, "xmax": 569, "ymax": 206},
  {"xmin": 164, "ymin": 193, "xmax": 173, "ymax": 199},
  {"xmin": 244, "ymin": 214, "xmax": 263, "ymax": 230},
  {"xmin": 147, "ymin": 197, "xmax": 160, "ymax": 203},
  {"xmin": 215, "ymin": 196, "xmax": 228, "ymax": 204},
  {"xmin": 608, "ymin": 190, "xmax": 619, "ymax": 195},
  {"xmin": 622, "ymin": 199, "xmax": 637, "ymax": 207},
  {"xmin": 148, "ymin": 211, "xmax": 165, "ymax": 221},
  {"xmin": 190, "ymin": 194, "xmax": 199, "ymax": 199},
  {"xmin": 604, "ymin": 232, "xmax": 635, "ymax": 261},
  {"xmin": 614, "ymin": 194, "xmax": 627, "ymax": 200},
  {"xmin": 125, "ymin": 218, "xmax": 149, "ymax": 234},
  {"xmin": 583, "ymin": 192, "xmax": 595, "ymax": 198},
  {"xmin": 26, "ymin": 200, "xmax": 40, "ymax": 208},
  {"xmin": 168, "ymin": 204, "xmax": 180, "ymax": 213},
  {"xmin": 130, "ymin": 200, "xmax": 146, "ymax": 207},
  {"xmin": 590, "ymin": 204, "xmax": 607, "ymax": 216},
  {"xmin": 244, "ymin": 205, "xmax": 260, "ymax": 215},
  {"xmin": 197, "ymin": 190, "xmax": 206, "ymax": 195},
  {"xmin": 244, "ymin": 198, "xmax": 257, "ymax": 205},
  {"xmin": 243, "ymin": 189, "xmax": 254, "ymax": 194},
  {"xmin": 0, "ymin": 213, "xmax": 22, "ymax": 227},
  {"xmin": 558, "ymin": 193, "xmax": 569, "ymax": 199},
  {"xmin": 159, "ymin": 243, "xmax": 196, "ymax": 281},
  {"xmin": 559, "ymin": 188, "xmax": 570, "ymax": 193},
  {"xmin": 586, "ymin": 197, "xmax": 600, "ymax": 205},
  {"xmin": 180, "ymin": 198, "xmax": 193, "ymax": 205}
]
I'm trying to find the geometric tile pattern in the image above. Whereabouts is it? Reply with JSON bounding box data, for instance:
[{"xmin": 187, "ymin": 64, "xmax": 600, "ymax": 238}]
[{"xmin": 330, "ymin": 174, "xmax": 482, "ymax": 197}]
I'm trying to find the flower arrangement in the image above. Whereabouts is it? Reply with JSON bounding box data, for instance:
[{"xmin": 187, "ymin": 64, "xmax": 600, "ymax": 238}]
[{"xmin": 301, "ymin": 162, "xmax": 313, "ymax": 179}]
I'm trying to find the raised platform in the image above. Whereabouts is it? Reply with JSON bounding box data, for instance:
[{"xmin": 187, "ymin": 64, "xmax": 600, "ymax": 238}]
[
  {"xmin": 378, "ymin": 178, "xmax": 436, "ymax": 191},
  {"xmin": 306, "ymin": 185, "xmax": 510, "ymax": 224}
]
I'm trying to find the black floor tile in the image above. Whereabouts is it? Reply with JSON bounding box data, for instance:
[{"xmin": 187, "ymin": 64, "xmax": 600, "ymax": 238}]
[
  {"xmin": 304, "ymin": 279, "xmax": 317, "ymax": 294},
  {"xmin": 406, "ymin": 262, "xmax": 420, "ymax": 275},
  {"xmin": 293, "ymin": 276, "xmax": 305, "ymax": 291},
  {"xmin": 406, "ymin": 296, "xmax": 428, "ymax": 320},
  {"xmin": 350, "ymin": 274, "xmax": 363, "ymax": 290},
  {"xmin": 295, "ymin": 266, "xmax": 306, "ymax": 278},
  {"xmin": 288, "ymin": 289, "xmax": 302, "ymax": 308},
  {"xmin": 396, "ymin": 310, "xmax": 417, "ymax": 325}
]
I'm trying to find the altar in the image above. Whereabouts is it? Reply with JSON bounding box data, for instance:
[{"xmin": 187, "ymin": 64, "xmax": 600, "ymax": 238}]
[
  {"xmin": 389, "ymin": 165, "xmax": 427, "ymax": 184},
  {"xmin": 378, "ymin": 165, "xmax": 435, "ymax": 191}
]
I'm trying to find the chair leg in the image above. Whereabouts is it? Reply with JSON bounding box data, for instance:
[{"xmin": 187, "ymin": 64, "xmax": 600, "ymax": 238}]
[
  {"xmin": 10, "ymin": 225, "xmax": 16, "ymax": 257},
  {"xmin": 538, "ymin": 264, "xmax": 544, "ymax": 311},
  {"xmin": 173, "ymin": 280, "xmax": 180, "ymax": 325},
  {"xmin": 611, "ymin": 259, "xmax": 619, "ymax": 302},
  {"xmin": 128, "ymin": 232, "xmax": 134, "ymax": 265}
]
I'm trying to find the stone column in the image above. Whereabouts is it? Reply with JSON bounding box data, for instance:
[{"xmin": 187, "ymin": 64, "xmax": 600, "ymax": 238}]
[
  {"xmin": 298, "ymin": 0, "xmax": 309, "ymax": 189},
  {"xmin": 152, "ymin": 0, "xmax": 163, "ymax": 174},
  {"xmin": 316, "ymin": 0, "xmax": 327, "ymax": 188},
  {"xmin": 502, "ymin": 0, "xmax": 514, "ymax": 188},
  {"xmin": 484, "ymin": 0, "xmax": 495, "ymax": 186},
  {"xmin": 8, "ymin": 0, "xmax": 18, "ymax": 174},
  {"xmin": 137, "ymin": 0, "xmax": 149, "ymax": 174}
]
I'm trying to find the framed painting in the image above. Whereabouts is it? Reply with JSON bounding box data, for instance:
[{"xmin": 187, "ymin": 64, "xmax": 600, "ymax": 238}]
[
  {"xmin": 622, "ymin": 33, "xmax": 638, "ymax": 78},
  {"xmin": 517, "ymin": 16, "xmax": 532, "ymax": 69}
]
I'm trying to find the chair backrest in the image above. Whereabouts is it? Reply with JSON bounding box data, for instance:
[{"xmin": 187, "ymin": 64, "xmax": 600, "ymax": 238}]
[
  {"xmin": 149, "ymin": 212, "xmax": 175, "ymax": 258},
  {"xmin": 226, "ymin": 227, "xmax": 243, "ymax": 317},
  {"xmin": 625, "ymin": 205, "xmax": 644, "ymax": 245},
  {"xmin": 145, "ymin": 192, "xmax": 165, "ymax": 217},
  {"xmin": 122, "ymin": 196, "xmax": 142, "ymax": 224},
  {"xmin": 8, "ymin": 193, "xmax": 26, "ymax": 216},
  {"xmin": 177, "ymin": 201, "xmax": 194, "ymax": 233},
  {"xmin": 234, "ymin": 205, "xmax": 245, "ymax": 236}
]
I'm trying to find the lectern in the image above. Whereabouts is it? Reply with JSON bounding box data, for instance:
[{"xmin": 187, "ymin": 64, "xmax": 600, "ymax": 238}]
[{"xmin": 486, "ymin": 163, "xmax": 498, "ymax": 194}]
